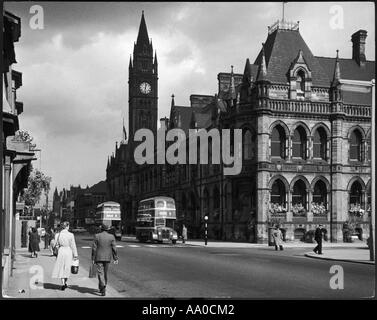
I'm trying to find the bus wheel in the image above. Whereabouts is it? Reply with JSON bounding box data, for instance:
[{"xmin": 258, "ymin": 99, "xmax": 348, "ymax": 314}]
[{"xmin": 172, "ymin": 240, "xmax": 176, "ymax": 244}]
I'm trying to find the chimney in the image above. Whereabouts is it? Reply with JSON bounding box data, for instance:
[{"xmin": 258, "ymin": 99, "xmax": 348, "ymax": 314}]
[
  {"xmin": 159, "ymin": 117, "xmax": 169, "ymax": 131},
  {"xmin": 351, "ymin": 30, "xmax": 367, "ymax": 66}
]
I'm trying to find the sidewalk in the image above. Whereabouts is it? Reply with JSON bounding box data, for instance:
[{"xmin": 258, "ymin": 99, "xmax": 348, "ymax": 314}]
[
  {"xmin": 183, "ymin": 239, "xmax": 368, "ymax": 249},
  {"xmin": 305, "ymin": 248, "xmax": 374, "ymax": 265},
  {"xmin": 2, "ymin": 244, "xmax": 124, "ymax": 298}
]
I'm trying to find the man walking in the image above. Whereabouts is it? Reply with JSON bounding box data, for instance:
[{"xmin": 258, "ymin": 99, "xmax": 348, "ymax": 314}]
[
  {"xmin": 92, "ymin": 224, "xmax": 118, "ymax": 296},
  {"xmin": 272, "ymin": 225, "xmax": 284, "ymax": 251},
  {"xmin": 182, "ymin": 224, "xmax": 187, "ymax": 244},
  {"xmin": 313, "ymin": 224, "xmax": 323, "ymax": 255}
]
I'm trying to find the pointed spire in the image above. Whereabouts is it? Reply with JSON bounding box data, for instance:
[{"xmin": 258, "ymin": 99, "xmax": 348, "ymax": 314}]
[
  {"xmin": 229, "ymin": 65, "xmax": 236, "ymax": 100},
  {"xmin": 171, "ymin": 94, "xmax": 175, "ymax": 108},
  {"xmin": 333, "ymin": 49, "xmax": 341, "ymax": 83},
  {"xmin": 115, "ymin": 141, "xmax": 118, "ymax": 151},
  {"xmin": 243, "ymin": 58, "xmax": 252, "ymax": 84},
  {"xmin": 107, "ymin": 156, "xmax": 110, "ymax": 168},
  {"xmin": 257, "ymin": 43, "xmax": 268, "ymax": 82},
  {"xmin": 122, "ymin": 118, "xmax": 127, "ymax": 144},
  {"xmin": 129, "ymin": 55, "xmax": 133, "ymax": 69},
  {"xmin": 136, "ymin": 10, "xmax": 150, "ymax": 46},
  {"xmin": 154, "ymin": 51, "xmax": 158, "ymax": 65}
]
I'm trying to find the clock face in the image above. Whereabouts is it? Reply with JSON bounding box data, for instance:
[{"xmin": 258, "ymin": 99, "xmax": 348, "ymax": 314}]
[{"xmin": 140, "ymin": 82, "xmax": 151, "ymax": 94}]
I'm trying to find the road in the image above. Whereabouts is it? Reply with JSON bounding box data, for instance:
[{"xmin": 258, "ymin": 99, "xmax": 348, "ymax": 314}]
[{"xmin": 75, "ymin": 234, "xmax": 374, "ymax": 299}]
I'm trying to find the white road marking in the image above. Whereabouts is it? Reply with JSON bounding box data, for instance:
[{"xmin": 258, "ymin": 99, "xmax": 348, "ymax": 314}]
[
  {"xmin": 128, "ymin": 245, "xmax": 140, "ymax": 248},
  {"xmin": 116, "ymin": 245, "xmax": 124, "ymax": 248},
  {"xmin": 81, "ymin": 246, "xmax": 91, "ymax": 249},
  {"xmin": 146, "ymin": 245, "xmax": 157, "ymax": 247}
]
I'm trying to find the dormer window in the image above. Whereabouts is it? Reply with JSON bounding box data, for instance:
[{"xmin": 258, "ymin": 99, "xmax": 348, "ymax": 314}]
[{"xmin": 296, "ymin": 70, "xmax": 305, "ymax": 98}]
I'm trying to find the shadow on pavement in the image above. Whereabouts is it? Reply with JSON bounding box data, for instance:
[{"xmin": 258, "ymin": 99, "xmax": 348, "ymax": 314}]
[
  {"xmin": 43, "ymin": 283, "xmax": 100, "ymax": 296},
  {"xmin": 67, "ymin": 285, "xmax": 100, "ymax": 296}
]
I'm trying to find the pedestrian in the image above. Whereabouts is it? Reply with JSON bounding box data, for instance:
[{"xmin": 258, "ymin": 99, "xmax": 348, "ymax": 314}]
[
  {"xmin": 51, "ymin": 221, "xmax": 78, "ymax": 290},
  {"xmin": 182, "ymin": 224, "xmax": 187, "ymax": 244},
  {"xmin": 44, "ymin": 228, "xmax": 50, "ymax": 249},
  {"xmin": 91, "ymin": 224, "xmax": 119, "ymax": 296},
  {"xmin": 50, "ymin": 226, "xmax": 59, "ymax": 256},
  {"xmin": 28, "ymin": 227, "xmax": 40, "ymax": 258},
  {"xmin": 313, "ymin": 224, "xmax": 323, "ymax": 255},
  {"xmin": 272, "ymin": 225, "xmax": 284, "ymax": 251}
]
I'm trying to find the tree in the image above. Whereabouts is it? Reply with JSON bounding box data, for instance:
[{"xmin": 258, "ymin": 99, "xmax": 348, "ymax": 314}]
[{"xmin": 22, "ymin": 169, "xmax": 52, "ymax": 217}]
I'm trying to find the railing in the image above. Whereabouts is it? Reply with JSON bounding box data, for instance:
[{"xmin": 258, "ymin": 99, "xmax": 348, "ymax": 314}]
[
  {"xmin": 269, "ymin": 100, "xmax": 331, "ymax": 114},
  {"xmin": 343, "ymin": 104, "xmax": 371, "ymax": 117},
  {"xmin": 269, "ymin": 100, "xmax": 371, "ymax": 117},
  {"xmin": 268, "ymin": 20, "xmax": 299, "ymax": 34}
]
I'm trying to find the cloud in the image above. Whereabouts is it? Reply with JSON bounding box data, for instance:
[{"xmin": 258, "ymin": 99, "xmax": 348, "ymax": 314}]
[{"xmin": 4, "ymin": 2, "xmax": 374, "ymax": 199}]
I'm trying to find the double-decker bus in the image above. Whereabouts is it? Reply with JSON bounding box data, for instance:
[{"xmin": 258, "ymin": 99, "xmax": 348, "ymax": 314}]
[
  {"xmin": 95, "ymin": 201, "xmax": 122, "ymax": 240},
  {"xmin": 136, "ymin": 196, "xmax": 178, "ymax": 244}
]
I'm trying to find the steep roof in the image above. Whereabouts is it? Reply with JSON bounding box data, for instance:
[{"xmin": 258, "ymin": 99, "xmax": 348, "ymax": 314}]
[
  {"xmin": 316, "ymin": 57, "xmax": 375, "ymax": 82},
  {"xmin": 254, "ymin": 28, "xmax": 330, "ymax": 87},
  {"xmin": 136, "ymin": 11, "xmax": 149, "ymax": 46},
  {"xmin": 89, "ymin": 180, "xmax": 107, "ymax": 194}
]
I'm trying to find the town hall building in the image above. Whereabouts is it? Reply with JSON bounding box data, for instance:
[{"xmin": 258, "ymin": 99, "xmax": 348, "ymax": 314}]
[{"xmin": 106, "ymin": 13, "xmax": 374, "ymax": 243}]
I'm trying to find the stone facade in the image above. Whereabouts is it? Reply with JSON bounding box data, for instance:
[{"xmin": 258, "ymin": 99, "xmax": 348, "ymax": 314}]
[{"xmin": 106, "ymin": 16, "xmax": 374, "ymax": 243}]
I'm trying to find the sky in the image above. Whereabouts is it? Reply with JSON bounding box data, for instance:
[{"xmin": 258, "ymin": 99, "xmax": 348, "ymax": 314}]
[{"xmin": 3, "ymin": 1, "xmax": 375, "ymax": 203}]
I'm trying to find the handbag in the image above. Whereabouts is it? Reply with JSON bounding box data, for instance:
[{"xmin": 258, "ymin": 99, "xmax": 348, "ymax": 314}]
[
  {"xmin": 89, "ymin": 263, "xmax": 97, "ymax": 278},
  {"xmin": 71, "ymin": 259, "xmax": 79, "ymax": 274},
  {"xmin": 52, "ymin": 233, "xmax": 61, "ymax": 257}
]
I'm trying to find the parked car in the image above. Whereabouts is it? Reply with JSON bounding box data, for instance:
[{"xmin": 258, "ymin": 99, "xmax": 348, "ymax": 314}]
[{"xmin": 71, "ymin": 227, "xmax": 87, "ymax": 233}]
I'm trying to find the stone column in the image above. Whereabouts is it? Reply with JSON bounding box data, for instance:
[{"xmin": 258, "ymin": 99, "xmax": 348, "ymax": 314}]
[
  {"xmin": 4, "ymin": 155, "xmax": 12, "ymax": 250},
  {"xmin": 307, "ymin": 188, "xmax": 313, "ymax": 222}
]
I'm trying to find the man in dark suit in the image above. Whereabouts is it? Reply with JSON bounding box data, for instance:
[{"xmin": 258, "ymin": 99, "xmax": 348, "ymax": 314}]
[
  {"xmin": 92, "ymin": 224, "xmax": 119, "ymax": 296},
  {"xmin": 313, "ymin": 224, "xmax": 323, "ymax": 255}
]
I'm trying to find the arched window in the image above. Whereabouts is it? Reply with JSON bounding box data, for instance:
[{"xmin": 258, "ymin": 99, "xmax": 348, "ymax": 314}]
[
  {"xmin": 349, "ymin": 181, "xmax": 363, "ymax": 207},
  {"xmin": 292, "ymin": 126, "xmax": 307, "ymax": 159},
  {"xmin": 296, "ymin": 70, "xmax": 305, "ymax": 92},
  {"xmin": 350, "ymin": 130, "xmax": 362, "ymax": 161},
  {"xmin": 243, "ymin": 130, "xmax": 254, "ymax": 160},
  {"xmin": 313, "ymin": 127, "xmax": 327, "ymax": 160},
  {"xmin": 271, "ymin": 125, "xmax": 286, "ymax": 159},
  {"xmin": 313, "ymin": 180, "xmax": 327, "ymax": 208},
  {"xmin": 292, "ymin": 180, "xmax": 307, "ymax": 215},
  {"xmin": 271, "ymin": 179, "xmax": 286, "ymax": 205}
]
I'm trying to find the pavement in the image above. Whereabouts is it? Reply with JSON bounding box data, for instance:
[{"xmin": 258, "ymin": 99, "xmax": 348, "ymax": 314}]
[
  {"xmin": 2, "ymin": 242, "xmax": 123, "ymax": 299},
  {"xmin": 122, "ymin": 235, "xmax": 375, "ymax": 265}
]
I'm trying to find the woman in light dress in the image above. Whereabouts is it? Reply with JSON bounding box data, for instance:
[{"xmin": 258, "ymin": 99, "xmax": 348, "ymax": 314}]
[{"xmin": 51, "ymin": 221, "xmax": 78, "ymax": 290}]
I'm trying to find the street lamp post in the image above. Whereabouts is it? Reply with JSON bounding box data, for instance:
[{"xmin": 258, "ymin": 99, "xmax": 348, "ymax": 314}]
[{"xmin": 204, "ymin": 215, "xmax": 208, "ymax": 245}]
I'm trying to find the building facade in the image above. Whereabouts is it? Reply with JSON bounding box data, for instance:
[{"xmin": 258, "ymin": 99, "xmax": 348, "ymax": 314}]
[
  {"xmin": 106, "ymin": 14, "xmax": 374, "ymax": 243},
  {"xmin": 2, "ymin": 10, "xmax": 35, "ymax": 290},
  {"xmin": 52, "ymin": 181, "xmax": 107, "ymax": 228}
]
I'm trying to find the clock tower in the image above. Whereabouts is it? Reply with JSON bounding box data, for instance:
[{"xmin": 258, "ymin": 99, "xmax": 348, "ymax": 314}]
[{"xmin": 128, "ymin": 11, "xmax": 158, "ymax": 141}]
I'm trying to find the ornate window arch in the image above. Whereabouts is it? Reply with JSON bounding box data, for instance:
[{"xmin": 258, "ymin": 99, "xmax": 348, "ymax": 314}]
[
  {"xmin": 292, "ymin": 126, "xmax": 307, "ymax": 159},
  {"xmin": 313, "ymin": 127, "xmax": 328, "ymax": 160},
  {"xmin": 271, "ymin": 125, "xmax": 287, "ymax": 159},
  {"xmin": 349, "ymin": 129, "xmax": 363, "ymax": 161}
]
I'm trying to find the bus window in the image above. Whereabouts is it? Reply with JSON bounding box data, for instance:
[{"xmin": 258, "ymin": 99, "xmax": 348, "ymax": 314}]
[
  {"xmin": 156, "ymin": 200, "xmax": 165, "ymax": 208},
  {"xmin": 166, "ymin": 200, "xmax": 175, "ymax": 208},
  {"xmin": 165, "ymin": 219, "xmax": 175, "ymax": 229},
  {"xmin": 155, "ymin": 218, "xmax": 165, "ymax": 227}
]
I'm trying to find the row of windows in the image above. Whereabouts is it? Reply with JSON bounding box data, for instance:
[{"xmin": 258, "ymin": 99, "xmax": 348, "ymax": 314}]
[
  {"xmin": 270, "ymin": 125, "xmax": 371, "ymax": 161},
  {"xmin": 271, "ymin": 178, "xmax": 371, "ymax": 210}
]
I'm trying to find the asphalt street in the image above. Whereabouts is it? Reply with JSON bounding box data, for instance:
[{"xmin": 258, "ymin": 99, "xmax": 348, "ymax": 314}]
[{"xmin": 75, "ymin": 234, "xmax": 374, "ymax": 299}]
